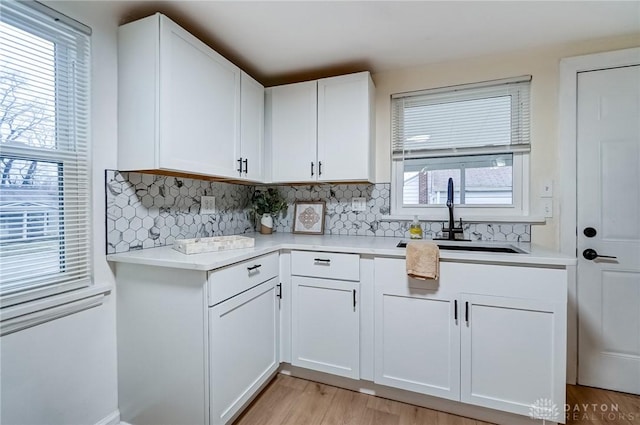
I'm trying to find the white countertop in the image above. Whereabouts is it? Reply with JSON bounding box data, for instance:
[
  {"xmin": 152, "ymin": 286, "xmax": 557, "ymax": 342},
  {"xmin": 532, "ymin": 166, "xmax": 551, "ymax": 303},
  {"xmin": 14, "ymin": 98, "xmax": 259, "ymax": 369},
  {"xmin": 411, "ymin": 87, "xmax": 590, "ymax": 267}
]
[{"xmin": 106, "ymin": 233, "xmax": 577, "ymax": 271}]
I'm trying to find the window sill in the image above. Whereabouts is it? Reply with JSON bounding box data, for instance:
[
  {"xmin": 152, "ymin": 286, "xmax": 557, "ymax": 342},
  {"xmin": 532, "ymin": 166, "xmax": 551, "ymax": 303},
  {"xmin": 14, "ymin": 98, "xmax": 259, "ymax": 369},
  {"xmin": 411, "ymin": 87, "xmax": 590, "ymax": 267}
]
[
  {"xmin": 0, "ymin": 285, "xmax": 112, "ymax": 336},
  {"xmin": 380, "ymin": 215, "xmax": 547, "ymax": 224}
]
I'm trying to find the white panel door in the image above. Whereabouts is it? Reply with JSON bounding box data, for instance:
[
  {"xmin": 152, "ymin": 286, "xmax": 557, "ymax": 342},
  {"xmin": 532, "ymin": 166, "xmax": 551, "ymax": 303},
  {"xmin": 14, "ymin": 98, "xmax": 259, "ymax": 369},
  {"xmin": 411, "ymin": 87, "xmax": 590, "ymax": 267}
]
[
  {"xmin": 460, "ymin": 294, "xmax": 564, "ymax": 420},
  {"xmin": 577, "ymin": 65, "xmax": 640, "ymax": 394},
  {"xmin": 374, "ymin": 285, "xmax": 460, "ymax": 401},
  {"xmin": 159, "ymin": 15, "xmax": 240, "ymax": 178},
  {"xmin": 291, "ymin": 276, "xmax": 359, "ymax": 378},
  {"xmin": 209, "ymin": 278, "xmax": 278, "ymax": 425},
  {"xmin": 270, "ymin": 81, "xmax": 318, "ymax": 183},
  {"xmin": 317, "ymin": 72, "xmax": 372, "ymax": 182},
  {"xmin": 240, "ymin": 71, "xmax": 264, "ymax": 181}
]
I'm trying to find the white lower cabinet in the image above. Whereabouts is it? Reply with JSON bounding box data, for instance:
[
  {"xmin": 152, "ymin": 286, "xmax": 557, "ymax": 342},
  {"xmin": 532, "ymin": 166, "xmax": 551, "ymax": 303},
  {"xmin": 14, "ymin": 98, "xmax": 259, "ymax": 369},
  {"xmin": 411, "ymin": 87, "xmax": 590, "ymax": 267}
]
[
  {"xmin": 290, "ymin": 251, "xmax": 361, "ymax": 379},
  {"xmin": 115, "ymin": 253, "xmax": 280, "ymax": 425},
  {"xmin": 209, "ymin": 278, "xmax": 279, "ymax": 424},
  {"xmin": 291, "ymin": 276, "xmax": 360, "ymax": 379},
  {"xmin": 374, "ymin": 284, "xmax": 460, "ymax": 400},
  {"xmin": 115, "ymin": 248, "xmax": 568, "ymax": 425},
  {"xmin": 460, "ymin": 294, "xmax": 563, "ymax": 417},
  {"xmin": 374, "ymin": 257, "xmax": 567, "ymax": 421}
]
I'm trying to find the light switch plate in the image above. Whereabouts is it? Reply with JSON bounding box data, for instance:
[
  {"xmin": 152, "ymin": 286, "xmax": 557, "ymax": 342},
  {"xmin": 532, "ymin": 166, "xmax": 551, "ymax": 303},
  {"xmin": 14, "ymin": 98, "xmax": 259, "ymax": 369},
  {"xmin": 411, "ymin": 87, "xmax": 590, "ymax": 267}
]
[
  {"xmin": 352, "ymin": 197, "xmax": 367, "ymax": 212},
  {"xmin": 201, "ymin": 196, "xmax": 216, "ymax": 215},
  {"xmin": 540, "ymin": 179, "xmax": 553, "ymax": 198},
  {"xmin": 542, "ymin": 198, "xmax": 553, "ymax": 218}
]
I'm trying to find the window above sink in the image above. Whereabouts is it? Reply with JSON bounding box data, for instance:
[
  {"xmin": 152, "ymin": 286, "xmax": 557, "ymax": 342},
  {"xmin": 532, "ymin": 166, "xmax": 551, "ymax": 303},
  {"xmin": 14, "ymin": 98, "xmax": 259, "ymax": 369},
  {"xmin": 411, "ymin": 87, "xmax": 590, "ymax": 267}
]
[{"xmin": 390, "ymin": 76, "xmax": 531, "ymax": 220}]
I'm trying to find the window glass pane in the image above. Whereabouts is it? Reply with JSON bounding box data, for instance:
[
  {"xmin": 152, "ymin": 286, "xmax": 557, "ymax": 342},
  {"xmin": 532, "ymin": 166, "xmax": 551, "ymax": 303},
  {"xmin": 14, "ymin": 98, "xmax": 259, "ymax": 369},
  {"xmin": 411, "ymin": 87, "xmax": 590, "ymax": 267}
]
[
  {"xmin": 0, "ymin": 21, "xmax": 56, "ymax": 150},
  {"xmin": 465, "ymin": 162, "xmax": 513, "ymax": 205},
  {"xmin": 0, "ymin": 158, "xmax": 63, "ymax": 289},
  {"xmin": 402, "ymin": 154, "xmax": 512, "ymax": 206}
]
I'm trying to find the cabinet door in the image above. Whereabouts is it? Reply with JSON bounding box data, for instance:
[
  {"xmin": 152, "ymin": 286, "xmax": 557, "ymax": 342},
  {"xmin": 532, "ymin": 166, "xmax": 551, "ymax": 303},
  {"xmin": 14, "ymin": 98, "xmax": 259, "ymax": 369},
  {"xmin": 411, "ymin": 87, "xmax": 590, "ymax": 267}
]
[
  {"xmin": 159, "ymin": 15, "xmax": 240, "ymax": 178},
  {"xmin": 209, "ymin": 278, "xmax": 278, "ymax": 425},
  {"xmin": 270, "ymin": 81, "xmax": 317, "ymax": 183},
  {"xmin": 240, "ymin": 72, "xmax": 264, "ymax": 181},
  {"xmin": 317, "ymin": 72, "xmax": 373, "ymax": 182},
  {"xmin": 460, "ymin": 294, "xmax": 565, "ymax": 418},
  {"xmin": 374, "ymin": 279, "xmax": 460, "ymax": 400},
  {"xmin": 291, "ymin": 276, "xmax": 359, "ymax": 378}
]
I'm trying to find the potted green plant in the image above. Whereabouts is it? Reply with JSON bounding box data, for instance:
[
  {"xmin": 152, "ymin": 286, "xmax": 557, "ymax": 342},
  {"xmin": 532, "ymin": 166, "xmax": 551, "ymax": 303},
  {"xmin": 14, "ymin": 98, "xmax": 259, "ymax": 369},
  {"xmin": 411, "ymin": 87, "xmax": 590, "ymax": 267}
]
[{"xmin": 251, "ymin": 188, "xmax": 287, "ymax": 234}]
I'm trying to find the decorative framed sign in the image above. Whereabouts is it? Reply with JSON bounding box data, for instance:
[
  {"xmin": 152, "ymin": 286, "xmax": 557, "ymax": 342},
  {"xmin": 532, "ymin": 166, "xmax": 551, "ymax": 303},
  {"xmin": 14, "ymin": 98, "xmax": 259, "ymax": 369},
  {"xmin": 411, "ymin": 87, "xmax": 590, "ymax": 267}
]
[{"xmin": 292, "ymin": 201, "xmax": 326, "ymax": 235}]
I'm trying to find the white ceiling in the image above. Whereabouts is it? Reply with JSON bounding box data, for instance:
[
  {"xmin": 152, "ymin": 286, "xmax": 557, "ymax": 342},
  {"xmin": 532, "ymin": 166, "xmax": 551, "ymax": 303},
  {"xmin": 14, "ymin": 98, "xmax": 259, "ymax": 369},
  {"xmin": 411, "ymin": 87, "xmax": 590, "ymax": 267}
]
[{"xmin": 109, "ymin": 1, "xmax": 640, "ymax": 85}]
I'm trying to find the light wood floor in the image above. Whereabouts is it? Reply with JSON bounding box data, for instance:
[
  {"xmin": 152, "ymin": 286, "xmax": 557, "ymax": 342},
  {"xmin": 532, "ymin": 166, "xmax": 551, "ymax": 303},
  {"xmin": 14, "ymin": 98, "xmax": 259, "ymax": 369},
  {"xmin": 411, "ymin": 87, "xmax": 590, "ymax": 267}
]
[{"xmin": 234, "ymin": 375, "xmax": 640, "ymax": 425}]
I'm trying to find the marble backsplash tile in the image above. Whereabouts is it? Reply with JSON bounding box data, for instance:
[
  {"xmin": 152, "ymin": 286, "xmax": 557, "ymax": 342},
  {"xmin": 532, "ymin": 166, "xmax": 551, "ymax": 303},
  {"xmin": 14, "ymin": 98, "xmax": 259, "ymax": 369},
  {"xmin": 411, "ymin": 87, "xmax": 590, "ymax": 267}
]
[
  {"xmin": 105, "ymin": 171, "xmax": 530, "ymax": 254},
  {"xmin": 271, "ymin": 184, "xmax": 530, "ymax": 242},
  {"xmin": 105, "ymin": 170, "xmax": 253, "ymax": 253}
]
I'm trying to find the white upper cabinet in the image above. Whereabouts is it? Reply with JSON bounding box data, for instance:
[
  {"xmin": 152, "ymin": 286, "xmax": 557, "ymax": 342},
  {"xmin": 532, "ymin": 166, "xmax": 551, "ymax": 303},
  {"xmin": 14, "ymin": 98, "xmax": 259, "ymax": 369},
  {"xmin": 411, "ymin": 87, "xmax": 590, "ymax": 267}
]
[
  {"xmin": 118, "ymin": 14, "xmax": 243, "ymax": 179},
  {"xmin": 239, "ymin": 72, "xmax": 265, "ymax": 182},
  {"xmin": 317, "ymin": 72, "xmax": 375, "ymax": 182},
  {"xmin": 268, "ymin": 81, "xmax": 318, "ymax": 183},
  {"xmin": 266, "ymin": 72, "xmax": 375, "ymax": 183}
]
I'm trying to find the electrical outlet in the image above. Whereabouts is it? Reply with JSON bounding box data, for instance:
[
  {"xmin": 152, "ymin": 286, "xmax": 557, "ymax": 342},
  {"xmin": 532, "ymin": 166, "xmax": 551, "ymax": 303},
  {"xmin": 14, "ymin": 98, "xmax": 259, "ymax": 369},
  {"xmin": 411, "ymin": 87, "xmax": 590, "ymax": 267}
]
[
  {"xmin": 540, "ymin": 179, "xmax": 553, "ymax": 198},
  {"xmin": 200, "ymin": 196, "xmax": 216, "ymax": 215},
  {"xmin": 542, "ymin": 198, "xmax": 553, "ymax": 218},
  {"xmin": 351, "ymin": 197, "xmax": 367, "ymax": 212}
]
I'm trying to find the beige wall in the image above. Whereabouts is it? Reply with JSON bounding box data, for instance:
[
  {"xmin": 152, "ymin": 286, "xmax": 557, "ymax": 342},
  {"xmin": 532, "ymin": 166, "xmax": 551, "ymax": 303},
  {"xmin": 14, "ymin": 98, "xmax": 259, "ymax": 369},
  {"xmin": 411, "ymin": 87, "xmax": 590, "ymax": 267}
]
[{"xmin": 372, "ymin": 34, "xmax": 640, "ymax": 249}]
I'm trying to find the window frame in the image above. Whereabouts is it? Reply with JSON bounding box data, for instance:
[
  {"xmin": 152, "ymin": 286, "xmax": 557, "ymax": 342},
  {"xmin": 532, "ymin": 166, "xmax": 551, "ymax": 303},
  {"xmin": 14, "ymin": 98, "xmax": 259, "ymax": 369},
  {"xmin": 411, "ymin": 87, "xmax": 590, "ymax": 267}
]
[
  {"xmin": 0, "ymin": 0, "xmax": 93, "ymax": 308},
  {"xmin": 390, "ymin": 77, "xmax": 531, "ymax": 219}
]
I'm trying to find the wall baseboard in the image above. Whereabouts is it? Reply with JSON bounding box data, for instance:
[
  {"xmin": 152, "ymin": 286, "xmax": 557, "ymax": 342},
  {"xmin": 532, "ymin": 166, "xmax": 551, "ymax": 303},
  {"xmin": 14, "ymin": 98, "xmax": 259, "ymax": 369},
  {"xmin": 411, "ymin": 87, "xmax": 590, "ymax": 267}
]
[{"xmin": 95, "ymin": 410, "xmax": 120, "ymax": 425}]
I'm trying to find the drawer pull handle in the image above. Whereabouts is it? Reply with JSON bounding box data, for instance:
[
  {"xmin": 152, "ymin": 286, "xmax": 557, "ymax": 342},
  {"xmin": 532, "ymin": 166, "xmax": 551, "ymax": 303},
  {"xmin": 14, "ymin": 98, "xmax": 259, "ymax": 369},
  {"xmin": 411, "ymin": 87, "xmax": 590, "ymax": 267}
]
[
  {"xmin": 465, "ymin": 301, "xmax": 469, "ymax": 324},
  {"xmin": 314, "ymin": 258, "xmax": 331, "ymax": 263},
  {"xmin": 353, "ymin": 289, "xmax": 356, "ymax": 309},
  {"xmin": 247, "ymin": 264, "xmax": 262, "ymax": 271},
  {"xmin": 454, "ymin": 300, "xmax": 458, "ymax": 321}
]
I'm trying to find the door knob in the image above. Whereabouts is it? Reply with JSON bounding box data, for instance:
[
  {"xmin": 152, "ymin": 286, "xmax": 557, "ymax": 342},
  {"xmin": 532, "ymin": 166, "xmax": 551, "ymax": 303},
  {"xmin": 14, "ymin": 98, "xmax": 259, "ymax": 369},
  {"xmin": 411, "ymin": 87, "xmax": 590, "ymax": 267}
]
[
  {"xmin": 583, "ymin": 248, "xmax": 617, "ymax": 261},
  {"xmin": 583, "ymin": 227, "xmax": 597, "ymax": 238}
]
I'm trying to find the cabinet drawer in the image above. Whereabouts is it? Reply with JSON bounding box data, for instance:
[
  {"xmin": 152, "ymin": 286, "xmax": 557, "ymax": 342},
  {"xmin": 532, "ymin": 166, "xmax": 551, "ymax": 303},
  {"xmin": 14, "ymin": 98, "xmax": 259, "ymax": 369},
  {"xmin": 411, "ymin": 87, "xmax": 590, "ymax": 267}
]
[
  {"xmin": 208, "ymin": 252, "xmax": 278, "ymax": 306},
  {"xmin": 291, "ymin": 251, "xmax": 359, "ymax": 281}
]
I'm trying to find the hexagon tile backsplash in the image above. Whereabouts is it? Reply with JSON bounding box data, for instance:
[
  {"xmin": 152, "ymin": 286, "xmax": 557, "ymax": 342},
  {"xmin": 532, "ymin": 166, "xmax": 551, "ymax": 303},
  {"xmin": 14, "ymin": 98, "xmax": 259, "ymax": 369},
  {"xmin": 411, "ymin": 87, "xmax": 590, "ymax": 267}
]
[
  {"xmin": 106, "ymin": 170, "xmax": 253, "ymax": 253},
  {"xmin": 105, "ymin": 170, "xmax": 530, "ymax": 254}
]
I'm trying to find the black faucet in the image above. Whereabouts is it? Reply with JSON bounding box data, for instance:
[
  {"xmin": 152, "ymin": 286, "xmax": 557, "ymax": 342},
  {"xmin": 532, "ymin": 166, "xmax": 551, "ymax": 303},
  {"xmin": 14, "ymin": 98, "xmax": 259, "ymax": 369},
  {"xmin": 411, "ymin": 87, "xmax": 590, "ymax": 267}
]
[{"xmin": 435, "ymin": 177, "xmax": 467, "ymax": 241}]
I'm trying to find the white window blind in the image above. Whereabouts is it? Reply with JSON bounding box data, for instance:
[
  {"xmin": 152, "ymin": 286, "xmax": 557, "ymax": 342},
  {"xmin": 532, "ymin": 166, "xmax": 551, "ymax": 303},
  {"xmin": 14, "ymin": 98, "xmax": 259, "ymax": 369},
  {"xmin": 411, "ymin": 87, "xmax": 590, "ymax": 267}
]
[
  {"xmin": 392, "ymin": 76, "xmax": 531, "ymax": 159},
  {"xmin": 0, "ymin": 0, "xmax": 91, "ymax": 306}
]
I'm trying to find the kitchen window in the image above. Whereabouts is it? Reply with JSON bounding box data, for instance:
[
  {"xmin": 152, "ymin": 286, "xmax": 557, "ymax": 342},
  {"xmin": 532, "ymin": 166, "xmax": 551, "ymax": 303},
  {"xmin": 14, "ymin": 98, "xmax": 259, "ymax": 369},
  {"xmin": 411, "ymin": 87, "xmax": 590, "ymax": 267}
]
[
  {"xmin": 0, "ymin": 1, "xmax": 91, "ymax": 307},
  {"xmin": 391, "ymin": 76, "xmax": 531, "ymax": 218}
]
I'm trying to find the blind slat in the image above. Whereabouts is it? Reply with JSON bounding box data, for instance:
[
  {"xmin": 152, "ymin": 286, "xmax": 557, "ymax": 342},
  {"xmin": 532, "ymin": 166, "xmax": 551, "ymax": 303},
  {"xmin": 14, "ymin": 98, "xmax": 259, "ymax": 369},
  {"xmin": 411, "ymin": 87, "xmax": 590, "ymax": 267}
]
[{"xmin": 0, "ymin": 0, "xmax": 92, "ymax": 304}]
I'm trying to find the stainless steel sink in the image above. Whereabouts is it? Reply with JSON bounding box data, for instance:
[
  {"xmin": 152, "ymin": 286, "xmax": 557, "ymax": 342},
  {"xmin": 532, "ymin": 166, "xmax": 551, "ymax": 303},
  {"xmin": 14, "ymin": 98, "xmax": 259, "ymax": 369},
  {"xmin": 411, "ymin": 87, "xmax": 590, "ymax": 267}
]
[{"xmin": 396, "ymin": 240, "xmax": 525, "ymax": 254}]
